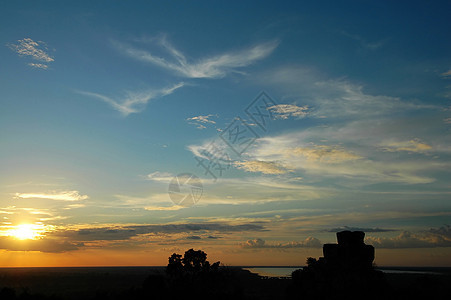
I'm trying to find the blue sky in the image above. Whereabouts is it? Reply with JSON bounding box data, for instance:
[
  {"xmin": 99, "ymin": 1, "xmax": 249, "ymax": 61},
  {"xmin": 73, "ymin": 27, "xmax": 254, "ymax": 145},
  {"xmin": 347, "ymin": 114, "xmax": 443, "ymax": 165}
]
[{"xmin": 1, "ymin": 1, "xmax": 451, "ymax": 266}]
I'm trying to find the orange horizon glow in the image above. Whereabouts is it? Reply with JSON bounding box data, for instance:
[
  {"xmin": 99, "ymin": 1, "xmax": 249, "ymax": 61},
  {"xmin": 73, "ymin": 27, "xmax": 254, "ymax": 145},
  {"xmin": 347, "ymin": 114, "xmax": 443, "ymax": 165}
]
[
  {"xmin": 0, "ymin": 247, "xmax": 450, "ymax": 268},
  {"xmin": 1, "ymin": 223, "xmax": 53, "ymax": 241}
]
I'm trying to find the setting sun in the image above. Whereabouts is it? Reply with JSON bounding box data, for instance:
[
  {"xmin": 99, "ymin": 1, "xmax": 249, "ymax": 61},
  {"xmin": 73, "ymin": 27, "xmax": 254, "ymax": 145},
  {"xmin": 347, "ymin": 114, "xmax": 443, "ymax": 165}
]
[{"xmin": 7, "ymin": 224, "xmax": 44, "ymax": 240}]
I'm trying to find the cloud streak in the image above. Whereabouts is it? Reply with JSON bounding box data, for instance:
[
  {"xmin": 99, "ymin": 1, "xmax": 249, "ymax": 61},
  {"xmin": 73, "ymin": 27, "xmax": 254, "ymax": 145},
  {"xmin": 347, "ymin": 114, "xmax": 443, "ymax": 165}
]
[
  {"xmin": 381, "ymin": 139, "xmax": 432, "ymax": 153},
  {"xmin": 283, "ymin": 145, "xmax": 363, "ymax": 164},
  {"xmin": 51, "ymin": 222, "xmax": 265, "ymax": 242},
  {"xmin": 146, "ymin": 171, "xmax": 174, "ymax": 183},
  {"xmin": 0, "ymin": 236, "xmax": 83, "ymax": 253},
  {"xmin": 14, "ymin": 190, "xmax": 88, "ymax": 201},
  {"xmin": 114, "ymin": 36, "xmax": 278, "ymax": 79},
  {"xmin": 241, "ymin": 237, "xmax": 322, "ymax": 249},
  {"xmin": 78, "ymin": 82, "xmax": 184, "ymax": 115},
  {"xmin": 0, "ymin": 221, "xmax": 266, "ymax": 252},
  {"xmin": 234, "ymin": 160, "xmax": 289, "ymax": 175},
  {"xmin": 327, "ymin": 226, "xmax": 396, "ymax": 233}
]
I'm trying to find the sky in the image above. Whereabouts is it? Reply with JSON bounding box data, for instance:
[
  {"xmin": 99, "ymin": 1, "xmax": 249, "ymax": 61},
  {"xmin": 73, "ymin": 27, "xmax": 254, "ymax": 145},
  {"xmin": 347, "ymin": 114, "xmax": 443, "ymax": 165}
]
[{"xmin": 1, "ymin": 0, "xmax": 451, "ymax": 267}]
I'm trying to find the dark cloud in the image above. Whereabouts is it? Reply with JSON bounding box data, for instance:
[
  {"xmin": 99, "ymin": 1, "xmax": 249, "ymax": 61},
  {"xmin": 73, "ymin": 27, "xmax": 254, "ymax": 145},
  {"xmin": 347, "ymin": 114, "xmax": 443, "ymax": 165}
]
[
  {"xmin": 0, "ymin": 222, "xmax": 264, "ymax": 253},
  {"xmin": 51, "ymin": 222, "xmax": 265, "ymax": 242},
  {"xmin": 429, "ymin": 225, "xmax": 451, "ymax": 238},
  {"xmin": 327, "ymin": 226, "xmax": 395, "ymax": 233},
  {"xmin": 241, "ymin": 237, "xmax": 321, "ymax": 249},
  {"xmin": 0, "ymin": 236, "xmax": 83, "ymax": 253}
]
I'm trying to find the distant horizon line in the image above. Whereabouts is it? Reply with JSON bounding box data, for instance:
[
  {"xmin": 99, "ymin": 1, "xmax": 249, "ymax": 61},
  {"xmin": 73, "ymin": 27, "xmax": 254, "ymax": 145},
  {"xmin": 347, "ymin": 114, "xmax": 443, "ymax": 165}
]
[{"xmin": 1, "ymin": 265, "xmax": 450, "ymax": 269}]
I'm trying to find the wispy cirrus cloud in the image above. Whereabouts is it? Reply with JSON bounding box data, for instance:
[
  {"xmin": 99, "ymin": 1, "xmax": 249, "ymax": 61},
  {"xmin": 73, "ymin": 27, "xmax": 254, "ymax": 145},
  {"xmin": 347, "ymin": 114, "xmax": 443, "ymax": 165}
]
[
  {"xmin": 146, "ymin": 171, "xmax": 174, "ymax": 183},
  {"xmin": 250, "ymin": 133, "xmax": 437, "ymax": 184},
  {"xmin": 251, "ymin": 136, "xmax": 364, "ymax": 165},
  {"xmin": 113, "ymin": 36, "xmax": 278, "ymax": 79},
  {"xmin": 14, "ymin": 190, "xmax": 88, "ymax": 201},
  {"xmin": 7, "ymin": 38, "xmax": 54, "ymax": 69},
  {"xmin": 283, "ymin": 145, "xmax": 363, "ymax": 164},
  {"xmin": 77, "ymin": 82, "xmax": 184, "ymax": 115},
  {"xmin": 338, "ymin": 30, "xmax": 387, "ymax": 50},
  {"xmin": 144, "ymin": 205, "xmax": 186, "ymax": 211},
  {"xmin": 187, "ymin": 138, "xmax": 230, "ymax": 161},
  {"xmin": 258, "ymin": 66, "xmax": 438, "ymax": 119},
  {"xmin": 188, "ymin": 123, "xmax": 444, "ymax": 185},
  {"xmin": 381, "ymin": 139, "xmax": 432, "ymax": 154}
]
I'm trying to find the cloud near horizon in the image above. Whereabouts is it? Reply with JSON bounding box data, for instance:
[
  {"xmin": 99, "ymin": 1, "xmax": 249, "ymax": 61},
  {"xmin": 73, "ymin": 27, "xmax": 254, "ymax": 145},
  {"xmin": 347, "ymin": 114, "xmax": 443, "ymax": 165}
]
[
  {"xmin": 0, "ymin": 222, "xmax": 266, "ymax": 252},
  {"xmin": 327, "ymin": 226, "xmax": 396, "ymax": 233},
  {"xmin": 366, "ymin": 227, "xmax": 451, "ymax": 249},
  {"xmin": 0, "ymin": 236, "xmax": 83, "ymax": 253},
  {"xmin": 14, "ymin": 190, "xmax": 89, "ymax": 201},
  {"xmin": 241, "ymin": 237, "xmax": 322, "ymax": 249}
]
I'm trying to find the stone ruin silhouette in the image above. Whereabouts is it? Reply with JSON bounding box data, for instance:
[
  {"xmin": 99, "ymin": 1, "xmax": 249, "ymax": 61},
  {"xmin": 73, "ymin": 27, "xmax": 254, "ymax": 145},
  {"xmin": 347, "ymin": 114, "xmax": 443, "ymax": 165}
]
[
  {"xmin": 322, "ymin": 230, "xmax": 375, "ymax": 270},
  {"xmin": 288, "ymin": 230, "xmax": 386, "ymax": 299}
]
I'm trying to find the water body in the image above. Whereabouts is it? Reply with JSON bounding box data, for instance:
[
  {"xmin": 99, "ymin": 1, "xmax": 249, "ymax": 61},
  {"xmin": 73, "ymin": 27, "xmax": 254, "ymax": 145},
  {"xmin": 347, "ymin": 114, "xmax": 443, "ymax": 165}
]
[
  {"xmin": 376, "ymin": 267, "xmax": 451, "ymax": 275},
  {"xmin": 244, "ymin": 266, "xmax": 451, "ymax": 278},
  {"xmin": 243, "ymin": 267, "xmax": 301, "ymax": 278}
]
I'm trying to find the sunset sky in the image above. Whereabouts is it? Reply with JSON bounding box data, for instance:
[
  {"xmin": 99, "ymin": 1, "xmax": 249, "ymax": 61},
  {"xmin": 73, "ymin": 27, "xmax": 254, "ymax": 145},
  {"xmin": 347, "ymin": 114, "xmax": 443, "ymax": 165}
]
[{"xmin": 1, "ymin": 0, "xmax": 451, "ymax": 267}]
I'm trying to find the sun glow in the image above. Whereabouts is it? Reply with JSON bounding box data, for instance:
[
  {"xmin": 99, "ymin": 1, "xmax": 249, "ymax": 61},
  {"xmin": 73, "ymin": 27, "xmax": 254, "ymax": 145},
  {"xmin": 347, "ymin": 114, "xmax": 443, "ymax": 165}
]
[{"xmin": 7, "ymin": 224, "xmax": 45, "ymax": 240}]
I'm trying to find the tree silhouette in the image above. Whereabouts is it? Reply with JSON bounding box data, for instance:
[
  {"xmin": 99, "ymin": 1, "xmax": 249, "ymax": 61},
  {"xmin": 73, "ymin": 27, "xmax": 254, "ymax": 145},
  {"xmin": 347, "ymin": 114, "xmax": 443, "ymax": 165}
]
[
  {"xmin": 183, "ymin": 249, "xmax": 209, "ymax": 272},
  {"xmin": 166, "ymin": 253, "xmax": 183, "ymax": 276},
  {"xmin": 306, "ymin": 257, "xmax": 317, "ymax": 268},
  {"xmin": 166, "ymin": 248, "xmax": 220, "ymax": 276}
]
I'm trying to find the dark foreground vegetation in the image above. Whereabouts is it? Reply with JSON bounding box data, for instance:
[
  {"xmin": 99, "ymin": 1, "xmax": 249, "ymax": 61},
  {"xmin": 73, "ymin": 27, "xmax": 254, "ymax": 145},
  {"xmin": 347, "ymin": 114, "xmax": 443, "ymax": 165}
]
[
  {"xmin": 1, "ymin": 265, "xmax": 450, "ymax": 300},
  {"xmin": 1, "ymin": 234, "xmax": 451, "ymax": 300}
]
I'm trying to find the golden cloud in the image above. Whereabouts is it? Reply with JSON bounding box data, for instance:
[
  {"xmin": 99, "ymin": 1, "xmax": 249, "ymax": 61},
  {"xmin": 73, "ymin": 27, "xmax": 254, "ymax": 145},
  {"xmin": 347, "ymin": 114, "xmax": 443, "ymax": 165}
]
[{"xmin": 234, "ymin": 160, "xmax": 289, "ymax": 174}]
